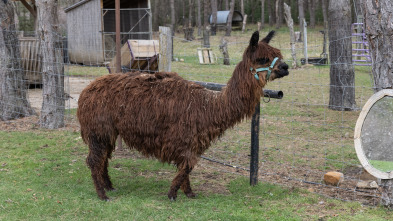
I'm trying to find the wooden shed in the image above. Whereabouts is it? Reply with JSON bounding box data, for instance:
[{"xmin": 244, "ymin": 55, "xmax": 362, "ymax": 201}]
[{"xmin": 64, "ymin": 0, "xmax": 152, "ymax": 65}]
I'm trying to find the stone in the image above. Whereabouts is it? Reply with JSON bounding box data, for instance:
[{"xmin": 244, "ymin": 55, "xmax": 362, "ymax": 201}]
[
  {"xmin": 357, "ymin": 180, "xmax": 379, "ymax": 189},
  {"xmin": 324, "ymin": 171, "xmax": 344, "ymax": 186}
]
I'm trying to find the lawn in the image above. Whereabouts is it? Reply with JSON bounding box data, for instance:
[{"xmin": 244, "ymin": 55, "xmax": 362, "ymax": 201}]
[{"xmin": 0, "ymin": 130, "xmax": 391, "ymax": 220}]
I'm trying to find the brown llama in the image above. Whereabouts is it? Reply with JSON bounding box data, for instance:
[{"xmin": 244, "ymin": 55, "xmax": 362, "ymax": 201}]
[{"xmin": 77, "ymin": 31, "xmax": 289, "ymax": 201}]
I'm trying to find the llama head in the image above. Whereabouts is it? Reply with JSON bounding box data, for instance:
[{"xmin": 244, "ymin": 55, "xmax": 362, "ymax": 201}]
[{"xmin": 245, "ymin": 31, "xmax": 289, "ymax": 84}]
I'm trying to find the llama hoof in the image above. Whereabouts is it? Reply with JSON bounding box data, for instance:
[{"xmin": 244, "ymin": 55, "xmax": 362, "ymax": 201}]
[
  {"xmin": 186, "ymin": 192, "xmax": 197, "ymax": 198},
  {"xmin": 107, "ymin": 188, "xmax": 117, "ymax": 192},
  {"xmin": 168, "ymin": 194, "xmax": 177, "ymax": 201}
]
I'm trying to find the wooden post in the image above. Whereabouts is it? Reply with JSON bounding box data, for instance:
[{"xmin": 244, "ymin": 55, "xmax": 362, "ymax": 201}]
[
  {"xmin": 159, "ymin": 26, "xmax": 172, "ymax": 72},
  {"xmin": 283, "ymin": 3, "xmax": 297, "ymax": 68},
  {"xmin": 257, "ymin": 22, "xmax": 262, "ymax": 32},
  {"xmin": 250, "ymin": 102, "xmax": 260, "ymax": 186},
  {"xmin": 115, "ymin": 0, "xmax": 123, "ymax": 149},
  {"xmin": 219, "ymin": 38, "xmax": 230, "ymax": 65},
  {"xmin": 303, "ymin": 18, "xmax": 308, "ymax": 64},
  {"xmin": 242, "ymin": 14, "xmax": 248, "ymax": 33},
  {"xmin": 203, "ymin": 26, "xmax": 210, "ymax": 48}
]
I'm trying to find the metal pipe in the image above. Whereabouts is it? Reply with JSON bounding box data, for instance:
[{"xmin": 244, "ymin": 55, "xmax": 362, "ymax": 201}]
[
  {"xmin": 250, "ymin": 102, "xmax": 260, "ymax": 186},
  {"xmin": 191, "ymin": 81, "xmax": 284, "ymax": 99}
]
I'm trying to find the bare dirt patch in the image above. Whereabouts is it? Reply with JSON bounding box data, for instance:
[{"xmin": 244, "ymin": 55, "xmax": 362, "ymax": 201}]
[{"xmin": 28, "ymin": 77, "xmax": 93, "ymax": 112}]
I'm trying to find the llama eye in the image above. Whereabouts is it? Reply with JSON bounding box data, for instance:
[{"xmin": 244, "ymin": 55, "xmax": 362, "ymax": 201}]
[{"xmin": 256, "ymin": 58, "xmax": 269, "ymax": 65}]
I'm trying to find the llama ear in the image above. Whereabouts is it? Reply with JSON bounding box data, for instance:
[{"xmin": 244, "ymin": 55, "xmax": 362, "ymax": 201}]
[
  {"xmin": 261, "ymin": 31, "xmax": 275, "ymax": 44},
  {"xmin": 249, "ymin": 31, "xmax": 259, "ymax": 50}
]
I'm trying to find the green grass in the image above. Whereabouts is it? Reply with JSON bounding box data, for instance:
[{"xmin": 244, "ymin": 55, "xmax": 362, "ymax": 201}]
[
  {"xmin": 369, "ymin": 160, "xmax": 393, "ymax": 173},
  {"xmin": 0, "ymin": 130, "xmax": 392, "ymax": 220}
]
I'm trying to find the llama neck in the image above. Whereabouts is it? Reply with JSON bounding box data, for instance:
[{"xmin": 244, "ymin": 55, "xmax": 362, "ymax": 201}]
[{"xmin": 215, "ymin": 61, "xmax": 263, "ymax": 128}]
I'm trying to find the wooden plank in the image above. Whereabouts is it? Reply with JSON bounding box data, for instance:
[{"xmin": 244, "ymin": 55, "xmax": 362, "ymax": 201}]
[
  {"xmin": 128, "ymin": 39, "xmax": 159, "ymax": 58},
  {"xmin": 203, "ymin": 49, "xmax": 210, "ymax": 63},
  {"xmin": 197, "ymin": 49, "xmax": 203, "ymax": 64},
  {"xmin": 208, "ymin": 49, "xmax": 215, "ymax": 64}
]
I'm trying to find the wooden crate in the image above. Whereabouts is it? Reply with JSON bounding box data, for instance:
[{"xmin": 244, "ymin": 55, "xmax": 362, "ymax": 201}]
[{"xmin": 107, "ymin": 40, "xmax": 159, "ymax": 73}]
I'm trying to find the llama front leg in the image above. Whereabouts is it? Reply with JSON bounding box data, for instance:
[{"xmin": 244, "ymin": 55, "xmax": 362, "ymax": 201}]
[{"xmin": 168, "ymin": 165, "xmax": 192, "ymax": 201}]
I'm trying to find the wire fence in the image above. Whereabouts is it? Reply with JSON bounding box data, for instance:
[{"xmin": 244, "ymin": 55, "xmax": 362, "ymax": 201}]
[{"xmin": 0, "ymin": 14, "xmax": 384, "ymax": 206}]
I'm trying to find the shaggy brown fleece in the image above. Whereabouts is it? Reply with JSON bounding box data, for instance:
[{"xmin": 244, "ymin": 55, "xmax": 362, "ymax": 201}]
[{"xmin": 77, "ymin": 31, "xmax": 289, "ymax": 201}]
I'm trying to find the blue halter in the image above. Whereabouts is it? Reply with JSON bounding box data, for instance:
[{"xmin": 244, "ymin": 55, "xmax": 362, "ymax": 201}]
[{"xmin": 250, "ymin": 57, "xmax": 279, "ymax": 81}]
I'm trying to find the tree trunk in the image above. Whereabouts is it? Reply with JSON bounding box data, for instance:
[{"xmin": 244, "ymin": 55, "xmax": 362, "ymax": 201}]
[
  {"xmin": 203, "ymin": 0, "xmax": 210, "ymax": 27},
  {"xmin": 0, "ymin": 0, "xmax": 35, "ymax": 121},
  {"xmin": 260, "ymin": 0, "xmax": 265, "ymax": 29},
  {"xmin": 275, "ymin": 0, "xmax": 283, "ymax": 29},
  {"xmin": 283, "ymin": 3, "xmax": 297, "ymax": 68},
  {"xmin": 328, "ymin": 0, "xmax": 356, "ymax": 111},
  {"xmin": 240, "ymin": 0, "xmax": 244, "ymax": 16},
  {"xmin": 170, "ymin": 0, "xmax": 175, "ymax": 31},
  {"xmin": 321, "ymin": 0, "xmax": 328, "ymax": 30},
  {"xmin": 269, "ymin": 0, "xmax": 276, "ymax": 27},
  {"xmin": 308, "ymin": 0, "xmax": 316, "ymax": 29},
  {"xmin": 37, "ymin": 0, "xmax": 65, "ymax": 129},
  {"xmin": 210, "ymin": 0, "xmax": 218, "ymax": 35},
  {"xmin": 225, "ymin": 0, "xmax": 235, "ymax": 36},
  {"xmin": 362, "ymin": 0, "xmax": 393, "ymax": 92},
  {"xmin": 362, "ymin": 0, "xmax": 393, "ymax": 208},
  {"xmin": 298, "ymin": 0, "xmax": 305, "ymax": 42},
  {"xmin": 197, "ymin": 0, "xmax": 202, "ymax": 35},
  {"xmin": 224, "ymin": 0, "xmax": 229, "ymax": 10}
]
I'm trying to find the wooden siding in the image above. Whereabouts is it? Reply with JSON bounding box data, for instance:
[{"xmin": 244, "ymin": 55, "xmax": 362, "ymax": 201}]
[{"xmin": 66, "ymin": 0, "xmax": 104, "ymax": 65}]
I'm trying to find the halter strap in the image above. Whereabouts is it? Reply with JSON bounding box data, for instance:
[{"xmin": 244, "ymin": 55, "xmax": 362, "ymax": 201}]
[{"xmin": 250, "ymin": 57, "xmax": 279, "ymax": 81}]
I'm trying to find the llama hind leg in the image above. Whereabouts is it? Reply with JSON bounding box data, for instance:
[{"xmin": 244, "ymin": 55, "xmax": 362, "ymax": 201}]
[
  {"xmin": 103, "ymin": 154, "xmax": 115, "ymax": 191},
  {"xmin": 86, "ymin": 136, "xmax": 112, "ymax": 200}
]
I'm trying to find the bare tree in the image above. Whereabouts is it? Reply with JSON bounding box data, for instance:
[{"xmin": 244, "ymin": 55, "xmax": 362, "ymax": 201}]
[
  {"xmin": 36, "ymin": 0, "xmax": 65, "ymax": 129},
  {"xmin": 224, "ymin": 0, "xmax": 229, "ymax": 10},
  {"xmin": 321, "ymin": 0, "xmax": 328, "ymax": 30},
  {"xmin": 308, "ymin": 0, "xmax": 316, "ymax": 28},
  {"xmin": 225, "ymin": 0, "xmax": 235, "ymax": 36},
  {"xmin": 197, "ymin": 0, "xmax": 202, "ymax": 35},
  {"xmin": 170, "ymin": 0, "xmax": 175, "ymax": 31},
  {"xmin": 19, "ymin": 0, "xmax": 38, "ymax": 30},
  {"xmin": 284, "ymin": 3, "xmax": 297, "ymax": 68},
  {"xmin": 298, "ymin": 0, "xmax": 305, "ymax": 41},
  {"xmin": 362, "ymin": 0, "xmax": 393, "ymax": 92},
  {"xmin": 328, "ymin": 0, "xmax": 356, "ymax": 111},
  {"xmin": 268, "ymin": 0, "xmax": 276, "ymax": 27},
  {"xmin": 211, "ymin": 0, "xmax": 218, "ymax": 35},
  {"xmin": 0, "ymin": 0, "xmax": 35, "ymax": 121},
  {"xmin": 275, "ymin": 0, "xmax": 283, "ymax": 29},
  {"xmin": 260, "ymin": 0, "xmax": 265, "ymax": 29},
  {"xmin": 240, "ymin": 0, "xmax": 244, "ymax": 16},
  {"xmin": 204, "ymin": 0, "xmax": 210, "ymax": 27}
]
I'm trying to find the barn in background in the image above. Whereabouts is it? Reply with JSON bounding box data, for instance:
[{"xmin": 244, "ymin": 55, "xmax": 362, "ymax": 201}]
[{"xmin": 64, "ymin": 0, "xmax": 152, "ymax": 65}]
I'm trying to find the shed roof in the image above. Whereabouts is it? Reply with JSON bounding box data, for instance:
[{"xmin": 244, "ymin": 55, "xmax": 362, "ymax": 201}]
[
  {"xmin": 209, "ymin": 11, "xmax": 243, "ymax": 25},
  {"xmin": 64, "ymin": 0, "xmax": 148, "ymax": 13}
]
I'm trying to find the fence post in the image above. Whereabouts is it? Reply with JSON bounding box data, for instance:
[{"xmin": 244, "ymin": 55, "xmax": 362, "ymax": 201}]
[
  {"xmin": 250, "ymin": 102, "xmax": 260, "ymax": 186},
  {"xmin": 159, "ymin": 26, "xmax": 172, "ymax": 72},
  {"xmin": 303, "ymin": 18, "xmax": 308, "ymax": 64}
]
